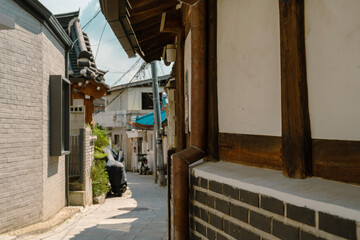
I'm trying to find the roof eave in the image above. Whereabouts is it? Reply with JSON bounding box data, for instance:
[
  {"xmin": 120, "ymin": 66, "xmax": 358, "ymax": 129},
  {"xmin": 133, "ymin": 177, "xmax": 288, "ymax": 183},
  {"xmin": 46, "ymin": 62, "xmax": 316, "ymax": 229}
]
[{"xmin": 100, "ymin": 0, "xmax": 139, "ymax": 59}]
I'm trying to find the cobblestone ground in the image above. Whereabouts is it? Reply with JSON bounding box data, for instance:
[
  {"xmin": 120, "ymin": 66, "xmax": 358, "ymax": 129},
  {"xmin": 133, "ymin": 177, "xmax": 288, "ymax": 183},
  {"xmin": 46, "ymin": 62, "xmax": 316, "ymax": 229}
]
[{"xmin": 37, "ymin": 172, "xmax": 168, "ymax": 240}]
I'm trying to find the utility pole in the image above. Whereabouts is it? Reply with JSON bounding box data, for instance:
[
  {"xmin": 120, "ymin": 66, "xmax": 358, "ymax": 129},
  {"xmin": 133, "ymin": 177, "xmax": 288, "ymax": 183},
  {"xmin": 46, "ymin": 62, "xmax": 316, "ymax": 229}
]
[{"xmin": 151, "ymin": 61, "xmax": 166, "ymax": 186}]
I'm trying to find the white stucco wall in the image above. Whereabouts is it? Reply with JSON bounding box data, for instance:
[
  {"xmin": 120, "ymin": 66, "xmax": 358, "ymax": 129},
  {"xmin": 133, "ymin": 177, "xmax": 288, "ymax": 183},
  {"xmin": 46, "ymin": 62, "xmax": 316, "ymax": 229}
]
[
  {"xmin": 217, "ymin": 0, "xmax": 281, "ymax": 136},
  {"xmin": 305, "ymin": 0, "xmax": 360, "ymax": 141}
]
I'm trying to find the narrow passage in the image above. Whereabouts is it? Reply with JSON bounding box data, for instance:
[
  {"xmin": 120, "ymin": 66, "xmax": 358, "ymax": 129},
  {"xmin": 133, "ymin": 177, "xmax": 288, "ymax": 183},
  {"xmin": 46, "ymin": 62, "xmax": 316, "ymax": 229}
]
[{"xmin": 41, "ymin": 172, "xmax": 167, "ymax": 240}]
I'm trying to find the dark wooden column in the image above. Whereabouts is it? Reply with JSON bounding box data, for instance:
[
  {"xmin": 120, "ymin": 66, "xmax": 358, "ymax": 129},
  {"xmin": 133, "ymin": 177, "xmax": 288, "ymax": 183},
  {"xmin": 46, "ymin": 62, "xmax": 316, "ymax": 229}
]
[
  {"xmin": 175, "ymin": 18, "xmax": 186, "ymax": 151},
  {"xmin": 279, "ymin": 0, "xmax": 312, "ymax": 178},
  {"xmin": 206, "ymin": 0, "xmax": 219, "ymax": 161}
]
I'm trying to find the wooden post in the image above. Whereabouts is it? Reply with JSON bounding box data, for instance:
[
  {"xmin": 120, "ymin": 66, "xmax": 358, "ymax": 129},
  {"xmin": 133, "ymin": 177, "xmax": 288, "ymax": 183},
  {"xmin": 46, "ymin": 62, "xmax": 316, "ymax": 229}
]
[
  {"xmin": 206, "ymin": 0, "xmax": 219, "ymax": 161},
  {"xmin": 279, "ymin": 0, "xmax": 312, "ymax": 178},
  {"xmin": 175, "ymin": 21, "xmax": 186, "ymax": 151}
]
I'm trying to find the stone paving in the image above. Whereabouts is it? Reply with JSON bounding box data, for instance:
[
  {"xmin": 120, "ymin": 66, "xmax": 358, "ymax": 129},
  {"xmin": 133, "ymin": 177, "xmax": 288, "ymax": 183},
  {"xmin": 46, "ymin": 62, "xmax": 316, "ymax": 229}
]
[{"xmin": 35, "ymin": 172, "xmax": 168, "ymax": 240}]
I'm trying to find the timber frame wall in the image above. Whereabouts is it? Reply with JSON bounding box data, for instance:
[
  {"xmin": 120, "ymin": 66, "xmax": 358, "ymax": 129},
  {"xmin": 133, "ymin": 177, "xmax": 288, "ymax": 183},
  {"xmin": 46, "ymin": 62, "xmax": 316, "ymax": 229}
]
[{"xmin": 178, "ymin": 0, "xmax": 359, "ymax": 184}]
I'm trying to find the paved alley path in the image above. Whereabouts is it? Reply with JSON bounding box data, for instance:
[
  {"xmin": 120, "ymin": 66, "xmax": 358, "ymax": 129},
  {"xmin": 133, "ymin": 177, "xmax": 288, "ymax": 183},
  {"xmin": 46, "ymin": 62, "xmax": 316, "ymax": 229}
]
[{"xmin": 39, "ymin": 172, "xmax": 168, "ymax": 240}]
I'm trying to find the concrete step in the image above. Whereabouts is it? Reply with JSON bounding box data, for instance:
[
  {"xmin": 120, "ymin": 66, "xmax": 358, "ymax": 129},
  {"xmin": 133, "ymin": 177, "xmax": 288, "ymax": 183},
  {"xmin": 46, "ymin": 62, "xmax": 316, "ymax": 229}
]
[
  {"xmin": 69, "ymin": 191, "xmax": 87, "ymax": 207},
  {"xmin": 69, "ymin": 181, "xmax": 82, "ymax": 191}
]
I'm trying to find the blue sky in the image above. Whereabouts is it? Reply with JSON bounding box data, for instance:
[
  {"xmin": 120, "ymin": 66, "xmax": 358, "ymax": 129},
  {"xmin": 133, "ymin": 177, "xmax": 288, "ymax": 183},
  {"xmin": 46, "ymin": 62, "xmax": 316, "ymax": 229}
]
[{"xmin": 39, "ymin": 0, "xmax": 172, "ymax": 86}]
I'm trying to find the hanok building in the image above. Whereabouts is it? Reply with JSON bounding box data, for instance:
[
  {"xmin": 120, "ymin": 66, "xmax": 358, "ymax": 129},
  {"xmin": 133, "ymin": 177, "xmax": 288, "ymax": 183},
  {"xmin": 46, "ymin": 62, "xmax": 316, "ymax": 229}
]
[
  {"xmin": 55, "ymin": 11, "xmax": 109, "ymax": 126},
  {"xmin": 100, "ymin": 1, "xmax": 360, "ymax": 240}
]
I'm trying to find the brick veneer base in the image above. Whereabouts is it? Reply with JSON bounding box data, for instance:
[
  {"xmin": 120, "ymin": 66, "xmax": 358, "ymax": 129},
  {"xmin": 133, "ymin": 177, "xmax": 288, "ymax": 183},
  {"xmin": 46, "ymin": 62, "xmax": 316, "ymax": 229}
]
[{"xmin": 189, "ymin": 174, "xmax": 358, "ymax": 240}]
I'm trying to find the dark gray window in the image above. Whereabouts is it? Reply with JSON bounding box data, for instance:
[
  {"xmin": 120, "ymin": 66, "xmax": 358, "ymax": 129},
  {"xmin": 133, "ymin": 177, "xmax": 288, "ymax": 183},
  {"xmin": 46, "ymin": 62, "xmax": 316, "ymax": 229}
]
[{"xmin": 50, "ymin": 75, "xmax": 70, "ymax": 156}]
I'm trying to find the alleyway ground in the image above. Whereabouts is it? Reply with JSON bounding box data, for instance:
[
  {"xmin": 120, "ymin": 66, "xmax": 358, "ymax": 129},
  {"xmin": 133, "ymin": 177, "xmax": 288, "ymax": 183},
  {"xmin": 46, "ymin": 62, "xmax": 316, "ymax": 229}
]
[{"xmin": 32, "ymin": 172, "xmax": 167, "ymax": 240}]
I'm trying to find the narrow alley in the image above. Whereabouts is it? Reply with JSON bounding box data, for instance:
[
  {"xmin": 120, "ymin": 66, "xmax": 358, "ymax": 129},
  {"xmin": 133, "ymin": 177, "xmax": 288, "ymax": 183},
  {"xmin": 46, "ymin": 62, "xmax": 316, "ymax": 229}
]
[{"xmin": 36, "ymin": 173, "xmax": 167, "ymax": 240}]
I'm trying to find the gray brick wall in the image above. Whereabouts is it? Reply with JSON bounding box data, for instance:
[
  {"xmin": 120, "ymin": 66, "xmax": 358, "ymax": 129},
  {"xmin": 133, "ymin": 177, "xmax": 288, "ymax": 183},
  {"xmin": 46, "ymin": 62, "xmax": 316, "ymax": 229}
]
[
  {"xmin": 189, "ymin": 175, "xmax": 359, "ymax": 240},
  {"xmin": 82, "ymin": 127, "xmax": 95, "ymax": 206},
  {"xmin": 41, "ymin": 24, "xmax": 66, "ymax": 222},
  {"xmin": 0, "ymin": 0, "xmax": 67, "ymax": 232}
]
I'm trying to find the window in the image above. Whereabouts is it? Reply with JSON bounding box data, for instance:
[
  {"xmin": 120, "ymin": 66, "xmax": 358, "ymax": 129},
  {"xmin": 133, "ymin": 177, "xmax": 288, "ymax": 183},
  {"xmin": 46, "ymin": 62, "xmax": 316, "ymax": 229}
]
[
  {"xmin": 142, "ymin": 92, "xmax": 164, "ymax": 110},
  {"xmin": 50, "ymin": 75, "xmax": 70, "ymax": 156},
  {"xmin": 114, "ymin": 134, "xmax": 119, "ymax": 145},
  {"xmin": 142, "ymin": 92, "xmax": 153, "ymax": 109}
]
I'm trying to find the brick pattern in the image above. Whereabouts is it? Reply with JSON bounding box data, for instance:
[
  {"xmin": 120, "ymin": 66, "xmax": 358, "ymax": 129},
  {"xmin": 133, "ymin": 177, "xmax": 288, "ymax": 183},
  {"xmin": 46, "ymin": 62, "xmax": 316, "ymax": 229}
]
[
  {"xmin": 82, "ymin": 128, "xmax": 95, "ymax": 206},
  {"xmin": 189, "ymin": 174, "xmax": 359, "ymax": 240},
  {"xmin": 0, "ymin": 0, "xmax": 67, "ymax": 233}
]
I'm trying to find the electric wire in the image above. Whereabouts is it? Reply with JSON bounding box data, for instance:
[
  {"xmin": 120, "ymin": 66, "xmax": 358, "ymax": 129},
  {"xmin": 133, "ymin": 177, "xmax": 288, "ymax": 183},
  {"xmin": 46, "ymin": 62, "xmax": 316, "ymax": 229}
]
[
  {"xmin": 82, "ymin": 9, "xmax": 101, "ymax": 30},
  {"xmin": 71, "ymin": 8, "xmax": 101, "ymax": 46},
  {"xmin": 111, "ymin": 58, "xmax": 142, "ymax": 87},
  {"xmin": 95, "ymin": 22, "xmax": 107, "ymax": 60},
  {"xmin": 106, "ymin": 62, "xmax": 148, "ymax": 108}
]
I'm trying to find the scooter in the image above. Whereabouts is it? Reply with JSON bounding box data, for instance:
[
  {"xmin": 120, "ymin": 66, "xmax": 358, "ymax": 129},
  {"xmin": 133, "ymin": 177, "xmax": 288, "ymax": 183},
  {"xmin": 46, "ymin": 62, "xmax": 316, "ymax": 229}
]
[{"xmin": 138, "ymin": 153, "xmax": 149, "ymax": 175}]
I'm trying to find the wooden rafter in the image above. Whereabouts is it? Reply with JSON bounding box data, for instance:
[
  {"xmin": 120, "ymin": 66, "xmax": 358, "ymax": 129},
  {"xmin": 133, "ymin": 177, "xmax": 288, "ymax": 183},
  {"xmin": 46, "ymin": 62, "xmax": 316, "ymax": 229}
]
[
  {"xmin": 128, "ymin": 1, "xmax": 176, "ymax": 21},
  {"xmin": 127, "ymin": 0, "xmax": 154, "ymax": 9},
  {"xmin": 160, "ymin": 11, "xmax": 181, "ymax": 33}
]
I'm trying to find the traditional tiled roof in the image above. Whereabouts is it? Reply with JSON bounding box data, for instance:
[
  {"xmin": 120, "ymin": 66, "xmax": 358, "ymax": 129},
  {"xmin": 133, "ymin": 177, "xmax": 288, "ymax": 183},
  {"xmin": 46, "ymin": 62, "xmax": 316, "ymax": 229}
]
[{"xmin": 55, "ymin": 11, "xmax": 109, "ymax": 89}]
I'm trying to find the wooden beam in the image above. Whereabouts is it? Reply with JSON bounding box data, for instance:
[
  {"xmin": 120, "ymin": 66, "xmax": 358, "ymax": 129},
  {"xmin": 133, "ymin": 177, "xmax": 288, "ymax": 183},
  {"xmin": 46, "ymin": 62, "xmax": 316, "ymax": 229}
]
[
  {"xmin": 127, "ymin": 0, "xmax": 154, "ymax": 9},
  {"xmin": 132, "ymin": 15, "xmax": 161, "ymax": 32},
  {"xmin": 160, "ymin": 11, "xmax": 181, "ymax": 33},
  {"xmin": 279, "ymin": 0, "xmax": 312, "ymax": 178},
  {"xmin": 128, "ymin": 0, "xmax": 176, "ymax": 19},
  {"xmin": 84, "ymin": 97, "xmax": 94, "ymax": 124},
  {"xmin": 180, "ymin": 0, "xmax": 198, "ymax": 5},
  {"xmin": 219, "ymin": 133, "xmax": 282, "ymax": 170},
  {"xmin": 312, "ymin": 139, "xmax": 360, "ymax": 184}
]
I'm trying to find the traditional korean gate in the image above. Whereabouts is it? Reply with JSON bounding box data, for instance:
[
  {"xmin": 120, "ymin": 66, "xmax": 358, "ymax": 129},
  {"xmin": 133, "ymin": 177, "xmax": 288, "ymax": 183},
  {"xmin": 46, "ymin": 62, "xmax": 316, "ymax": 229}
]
[{"xmin": 69, "ymin": 130, "xmax": 84, "ymax": 182}]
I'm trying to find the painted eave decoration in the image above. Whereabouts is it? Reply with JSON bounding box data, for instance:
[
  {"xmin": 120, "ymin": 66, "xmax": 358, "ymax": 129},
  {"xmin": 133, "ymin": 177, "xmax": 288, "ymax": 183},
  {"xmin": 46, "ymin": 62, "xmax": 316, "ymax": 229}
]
[{"xmin": 99, "ymin": 0, "xmax": 178, "ymax": 63}]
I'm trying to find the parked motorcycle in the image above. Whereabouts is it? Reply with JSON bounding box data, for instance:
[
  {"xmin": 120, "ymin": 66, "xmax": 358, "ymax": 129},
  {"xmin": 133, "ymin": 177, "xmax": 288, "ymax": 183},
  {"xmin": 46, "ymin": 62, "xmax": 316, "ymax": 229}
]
[
  {"xmin": 103, "ymin": 146, "xmax": 127, "ymax": 196},
  {"xmin": 138, "ymin": 153, "xmax": 149, "ymax": 175}
]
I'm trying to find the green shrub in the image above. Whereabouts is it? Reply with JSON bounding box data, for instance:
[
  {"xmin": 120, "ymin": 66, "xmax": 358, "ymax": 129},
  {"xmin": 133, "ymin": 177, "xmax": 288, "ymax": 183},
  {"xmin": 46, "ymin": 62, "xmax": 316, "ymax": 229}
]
[
  {"xmin": 91, "ymin": 159, "xmax": 110, "ymax": 197},
  {"xmin": 90, "ymin": 124, "xmax": 110, "ymax": 197}
]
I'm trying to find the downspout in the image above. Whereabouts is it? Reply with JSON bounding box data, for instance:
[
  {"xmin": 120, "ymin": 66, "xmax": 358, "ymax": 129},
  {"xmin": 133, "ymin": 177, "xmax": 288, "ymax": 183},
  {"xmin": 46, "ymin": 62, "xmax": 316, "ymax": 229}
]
[{"xmin": 172, "ymin": 0, "xmax": 207, "ymax": 239}]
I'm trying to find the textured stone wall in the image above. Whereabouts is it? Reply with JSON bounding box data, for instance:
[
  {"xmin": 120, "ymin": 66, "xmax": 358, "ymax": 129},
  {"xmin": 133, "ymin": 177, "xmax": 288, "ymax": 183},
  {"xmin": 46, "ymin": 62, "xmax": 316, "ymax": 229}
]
[
  {"xmin": 82, "ymin": 128, "xmax": 95, "ymax": 206},
  {"xmin": 0, "ymin": 0, "xmax": 66, "ymax": 232},
  {"xmin": 190, "ymin": 175, "xmax": 359, "ymax": 240}
]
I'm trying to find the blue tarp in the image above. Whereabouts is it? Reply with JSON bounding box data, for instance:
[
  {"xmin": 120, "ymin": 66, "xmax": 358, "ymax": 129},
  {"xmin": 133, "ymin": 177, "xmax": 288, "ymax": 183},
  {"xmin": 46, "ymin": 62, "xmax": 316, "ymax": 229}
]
[{"xmin": 135, "ymin": 111, "xmax": 167, "ymax": 126}]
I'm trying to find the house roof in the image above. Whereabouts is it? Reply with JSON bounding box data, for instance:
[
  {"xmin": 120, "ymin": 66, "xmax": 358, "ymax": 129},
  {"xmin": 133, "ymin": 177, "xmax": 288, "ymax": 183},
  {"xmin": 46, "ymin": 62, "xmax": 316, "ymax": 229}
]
[
  {"xmin": 55, "ymin": 11, "xmax": 109, "ymax": 89},
  {"xmin": 109, "ymin": 74, "xmax": 170, "ymax": 92},
  {"xmin": 13, "ymin": 0, "xmax": 72, "ymax": 48},
  {"xmin": 99, "ymin": 0, "xmax": 178, "ymax": 63}
]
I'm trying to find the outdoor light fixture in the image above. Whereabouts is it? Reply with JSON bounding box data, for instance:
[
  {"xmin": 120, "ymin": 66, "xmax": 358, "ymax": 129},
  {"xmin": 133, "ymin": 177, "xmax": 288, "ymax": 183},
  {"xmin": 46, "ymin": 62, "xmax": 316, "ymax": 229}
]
[{"xmin": 166, "ymin": 44, "xmax": 176, "ymax": 62}]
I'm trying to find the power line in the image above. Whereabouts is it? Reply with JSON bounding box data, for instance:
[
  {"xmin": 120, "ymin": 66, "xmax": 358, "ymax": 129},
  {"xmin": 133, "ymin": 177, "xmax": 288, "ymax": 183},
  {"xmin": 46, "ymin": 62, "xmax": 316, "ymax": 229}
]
[
  {"xmin": 107, "ymin": 62, "xmax": 148, "ymax": 108},
  {"xmin": 95, "ymin": 22, "xmax": 107, "ymax": 60},
  {"xmin": 90, "ymin": 38, "xmax": 117, "ymax": 46},
  {"xmin": 82, "ymin": 9, "xmax": 101, "ymax": 30},
  {"xmin": 72, "ymin": 8, "xmax": 101, "ymax": 46},
  {"xmin": 111, "ymin": 58, "xmax": 141, "ymax": 87}
]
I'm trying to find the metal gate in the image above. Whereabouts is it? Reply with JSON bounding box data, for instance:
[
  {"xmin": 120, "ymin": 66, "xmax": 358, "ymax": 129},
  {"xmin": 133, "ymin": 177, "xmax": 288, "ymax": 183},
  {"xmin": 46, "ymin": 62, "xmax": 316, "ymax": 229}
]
[{"xmin": 69, "ymin": 130, "xmax": 84, "ymax": 182}]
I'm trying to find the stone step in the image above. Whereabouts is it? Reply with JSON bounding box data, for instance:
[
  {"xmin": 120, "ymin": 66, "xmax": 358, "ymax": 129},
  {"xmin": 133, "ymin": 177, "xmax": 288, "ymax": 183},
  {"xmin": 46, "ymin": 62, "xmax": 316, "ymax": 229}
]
[
  {"xmin": 69, "ymin": 181, "xmax": 82, "ymax": 191},
  {"xmin": 69, "ymin": 191, "xmax": 87, "ymax": 207}
]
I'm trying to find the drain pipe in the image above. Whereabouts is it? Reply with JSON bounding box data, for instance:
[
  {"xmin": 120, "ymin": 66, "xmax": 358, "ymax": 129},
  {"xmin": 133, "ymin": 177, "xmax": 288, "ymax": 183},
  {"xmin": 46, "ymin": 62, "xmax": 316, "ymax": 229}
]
[{"xmin": 172, "ymin": 0, "xmax": 207, "ymax": 239}]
